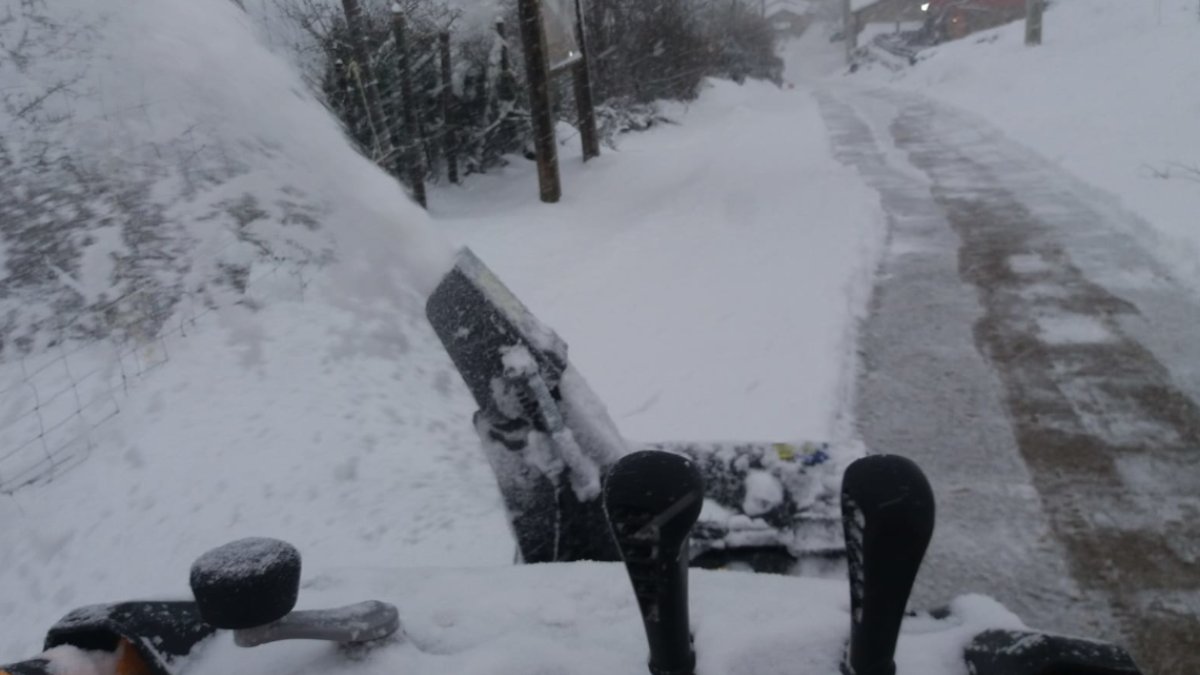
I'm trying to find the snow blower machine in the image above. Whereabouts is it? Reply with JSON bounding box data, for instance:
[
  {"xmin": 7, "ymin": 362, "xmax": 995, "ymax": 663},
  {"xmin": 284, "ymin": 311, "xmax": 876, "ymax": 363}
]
[
  {"xmin": 1, "ymin": 248, "xmax": 1145, "ymax": 675},
  {"xmin": 2, "ymin": 454, "xmax": 1143, "ymax": 674}
]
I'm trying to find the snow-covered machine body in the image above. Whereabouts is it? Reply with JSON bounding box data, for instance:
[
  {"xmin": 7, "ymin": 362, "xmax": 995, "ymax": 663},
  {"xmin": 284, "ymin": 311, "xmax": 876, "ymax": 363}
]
[{"xmin": 425, "ymin": 248, "xmax": 846, "ymax": 569}]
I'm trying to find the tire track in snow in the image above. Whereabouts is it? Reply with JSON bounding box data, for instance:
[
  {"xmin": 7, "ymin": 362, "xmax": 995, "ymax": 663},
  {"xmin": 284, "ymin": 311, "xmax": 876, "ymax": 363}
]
[
  {"xmin": 885, "ymin": 92, "xmax": 1200, "ymax": 675},
  {"xmin": 815, "ymin": 89, "xmax": 1104, "ymax": 642}
]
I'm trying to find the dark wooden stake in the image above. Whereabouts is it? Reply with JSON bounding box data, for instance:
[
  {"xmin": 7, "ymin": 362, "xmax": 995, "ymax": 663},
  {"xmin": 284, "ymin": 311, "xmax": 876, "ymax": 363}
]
[
  {"xmin": 340, "ymin": 0, "xmax": 393, "ymax": 162},
  {"xmin": 1025, "ymin": 0, "xmax": 1044, "ymax": 46},
  {"xmin": 572, "ymin": 0, "xmax": 600, "ymax": 162},
  {"xmin": 497, "ymin": 20, "xmax": 510, "ymax": 73},
  {"xmin": 518, "ymin": 0, "xmax": 561, "ymax": 203},
  {"xmin": 439, "ymin": 32, "xmax": 460, "ymax": 185},
  {"xmin": 392, "ymin": 11, "xmax": 427, "ymax": 208}
]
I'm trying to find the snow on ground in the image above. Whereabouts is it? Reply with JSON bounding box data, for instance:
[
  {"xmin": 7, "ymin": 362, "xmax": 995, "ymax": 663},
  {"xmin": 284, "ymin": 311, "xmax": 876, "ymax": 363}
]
[
  {"xmin": 860, "ymin": 0, "xmax": 1200, "ymax": 294},
  {"xmin": 1035, "ymin": 314, "xmax": 1114, "ymax": 345},
  {"xmin": 0, "ymin": 0, "xmax": 482, "ymax": 657},
  {"xmin": 0, "ymin": 283, "xmax": 516, "ymax": 658},
  {"xmin": 437, "ymin": 79, "xmax": 885, "ymax": 442},
  {"xmin": 781, "ymin": 27, "xmax": 851, "ymax": 82},
  {"xmin": 0, "ymin": 0, "xmax": 888, "ymax": 662},
  {"xmin": 184, "ymin": 564, "xmax": 1023, "ymax": 675}
]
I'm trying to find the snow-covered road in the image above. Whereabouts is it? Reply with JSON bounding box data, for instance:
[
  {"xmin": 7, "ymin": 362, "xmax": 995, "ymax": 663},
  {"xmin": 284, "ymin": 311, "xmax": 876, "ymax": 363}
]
[{"xmin": 821, "ymin": 85, "xmax": 1200, "ymax": 674}]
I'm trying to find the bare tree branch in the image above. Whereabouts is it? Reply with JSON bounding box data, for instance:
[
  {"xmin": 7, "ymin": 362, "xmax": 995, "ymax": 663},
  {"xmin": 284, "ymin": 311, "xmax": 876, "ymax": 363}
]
[{"xmin": 1143, "ymin": 162, "xmax": 1200, "ymax": 184}]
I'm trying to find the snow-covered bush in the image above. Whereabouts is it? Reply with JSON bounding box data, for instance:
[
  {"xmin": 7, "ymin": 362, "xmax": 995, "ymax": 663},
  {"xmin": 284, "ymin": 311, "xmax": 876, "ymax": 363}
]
[
  {"xmin": 592, "ymin": 100, "xmax": 673, "ymax": 149},
  {"xmin": 584, "ymin": 0, "xmax": 781, "ymax": 102},
  {"xmin": 281, "ymin": 0, "xmax": 529, "ymax": 186},
  {"xmin": 284, "ymin": 0, "xmax": 780, "ymax": 189}
]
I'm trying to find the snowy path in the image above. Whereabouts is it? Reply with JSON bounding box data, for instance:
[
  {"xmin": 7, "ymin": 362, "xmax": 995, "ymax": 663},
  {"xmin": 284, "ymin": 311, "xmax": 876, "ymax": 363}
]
[
  {"xmin": 822, "ymin": 86, "xmax": 1200, "ymax": 674},
  {"xmin": 436, "ymin": 80, "xmax": 885, "ymax": 444}
]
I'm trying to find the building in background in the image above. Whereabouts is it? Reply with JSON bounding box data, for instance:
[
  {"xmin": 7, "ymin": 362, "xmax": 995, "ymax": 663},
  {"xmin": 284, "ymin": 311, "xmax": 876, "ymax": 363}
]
[
  {"xmin": 922, "ymin": 0, "xmax": 1027, "ymax": 42},
  {"xmin": 764, "ymin": 0, "xmax": 814, "ymax": 38},
  {"xmin": 852, "ymin": 0, "xmax": 927, "ymax": 27}
]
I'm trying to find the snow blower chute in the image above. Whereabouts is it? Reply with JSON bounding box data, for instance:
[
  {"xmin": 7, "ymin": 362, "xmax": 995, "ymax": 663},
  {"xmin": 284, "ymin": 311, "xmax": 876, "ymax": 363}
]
[{"xmin": 425, "ymin": 248, "xmax": 848, "ymax": 571}]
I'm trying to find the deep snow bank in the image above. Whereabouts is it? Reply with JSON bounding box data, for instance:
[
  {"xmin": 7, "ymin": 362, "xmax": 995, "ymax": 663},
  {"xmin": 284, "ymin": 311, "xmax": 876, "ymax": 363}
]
[{"xmin": 0, "ymin": 0, "xmax": 487, "ymax": 657}]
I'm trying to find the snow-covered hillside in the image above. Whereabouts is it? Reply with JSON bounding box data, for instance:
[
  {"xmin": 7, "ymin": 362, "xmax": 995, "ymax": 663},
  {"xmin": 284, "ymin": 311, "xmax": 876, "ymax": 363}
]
[
  {"xmin": 188, "ymin": 564, "xmax": 1023, "ymax": 675},
  {"xmin": 864, "ymin": 0, "xmax": 1200, "ymax": 294},
  {"xmin": 0, "ymin": 0, "xmax": 479, "ymax": 657}
]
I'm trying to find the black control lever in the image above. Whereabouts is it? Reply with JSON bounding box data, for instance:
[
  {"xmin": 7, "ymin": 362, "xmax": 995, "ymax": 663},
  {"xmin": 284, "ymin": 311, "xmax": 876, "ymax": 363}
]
[
  {"xmin": 604, "ymin": 450, "xmax": 705, "ymax": 675},
  {"xmin": 841, "ymin": 455, "xmax": 935, "ymax": 675}
]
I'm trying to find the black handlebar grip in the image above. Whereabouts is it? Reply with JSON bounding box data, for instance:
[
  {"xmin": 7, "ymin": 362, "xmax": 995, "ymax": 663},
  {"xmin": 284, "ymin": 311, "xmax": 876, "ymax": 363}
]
[
  {"xmin": 604, "ymin": 450, "xmax": 705, "ymax": 675},
  {"xmin": 841, "ymin": 455, "xmax": 935, "ymax": 675},
  {"xmin": 190, "ymin": 538, "xmax": 302, "ymax": 630},
  {"xmin": 0, "ymin": 658, "xmax": 53, "ymax": 674}
]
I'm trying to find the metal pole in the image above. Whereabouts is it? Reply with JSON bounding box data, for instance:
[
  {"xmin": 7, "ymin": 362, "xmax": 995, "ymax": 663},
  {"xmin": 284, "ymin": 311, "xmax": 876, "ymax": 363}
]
[
  {"xmin": 1025, "ymin": 0, "xmax": 1043, "ymax": 46},
  {"xmin": 439, "ymin": 32, "xmax": 460, "ymax": 185},
  {"xmin": 391, "ymin": 11, "xmax": 427, "ymax": 208},
  {"xmin": 518, "ymin": 0, "xmax": 562, "ymax": 203},
  {"xmin": 572, "ymin": 0, "xmax": 600, "ymax": 162}
]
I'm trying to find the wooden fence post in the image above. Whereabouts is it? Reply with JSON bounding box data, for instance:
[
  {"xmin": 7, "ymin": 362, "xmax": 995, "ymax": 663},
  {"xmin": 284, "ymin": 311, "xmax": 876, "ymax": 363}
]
[
  {"xmin": 1025, "ymin": 0, "xmax": 1043, "ymax": 46},
  {"xmin": 391, "ymin": 11, "xmax": 427, "ymax": 208},
  {"xmin": 439, "ymin": 32, "xmax": 460, "ymax": 185},
  {"xmin": 572, "ymin": 0, "xmax": 600, "ymax": 162},
  {"xmin": 518, "ymin": 0, "xmax": 562, "ymax": 203}
]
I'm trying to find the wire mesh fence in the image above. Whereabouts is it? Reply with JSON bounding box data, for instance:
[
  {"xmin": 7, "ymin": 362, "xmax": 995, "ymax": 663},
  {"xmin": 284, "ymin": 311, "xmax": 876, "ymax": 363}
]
[
  {"xmin": 0, "ymin": 333, "xmax": 155, "ymax": 493},
  {"xmin": 0, "ymin": 253, "xmax": 306, "ymax": 495}
]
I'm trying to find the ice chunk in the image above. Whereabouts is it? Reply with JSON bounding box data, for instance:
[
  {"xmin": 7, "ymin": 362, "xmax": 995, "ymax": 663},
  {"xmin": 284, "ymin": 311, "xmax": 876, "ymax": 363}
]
[{"xmin": 741, "ymin": 469, "xmax": 784, "ymax": 516}]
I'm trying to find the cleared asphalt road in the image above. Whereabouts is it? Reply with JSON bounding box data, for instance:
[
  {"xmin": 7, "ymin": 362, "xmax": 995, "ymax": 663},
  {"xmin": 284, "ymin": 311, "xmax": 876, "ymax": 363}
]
[{"xmin": 821, "ymin": 87, "xmax": 1200, "ymax": 675}]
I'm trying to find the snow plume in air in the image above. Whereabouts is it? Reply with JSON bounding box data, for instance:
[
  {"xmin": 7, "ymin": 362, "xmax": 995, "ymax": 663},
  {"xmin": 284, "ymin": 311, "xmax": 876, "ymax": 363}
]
[
  {"xmin": 0, "ymin": 0, "xmax": 454, "ymax": 357},
  {"xmin": 99, "ymin": 0, "xmax": 458, "ymax": 298}
]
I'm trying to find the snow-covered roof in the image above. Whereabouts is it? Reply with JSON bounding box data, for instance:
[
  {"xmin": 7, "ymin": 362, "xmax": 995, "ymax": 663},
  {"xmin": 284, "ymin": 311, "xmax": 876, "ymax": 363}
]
[{"xmin": 765, "ymin": 0, "xmax": 813, "ymax": 18}]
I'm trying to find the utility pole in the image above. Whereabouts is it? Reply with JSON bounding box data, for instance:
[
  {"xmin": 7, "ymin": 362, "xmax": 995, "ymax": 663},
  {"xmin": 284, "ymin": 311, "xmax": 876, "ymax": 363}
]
[
  {"xmin": 1025, "ymin": 0, "xmax": 1043, "ymax": 46},
  {"xmin": 518, "ymin": 0, "xmax": 562, "ymax": 203},
  {"xmin": 842, "ymin": 0, "xmax": 857, "ymax": 66},
  {"xmin": 572, "ymin": 0, "xmax": 600, "ymax": 162}
]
